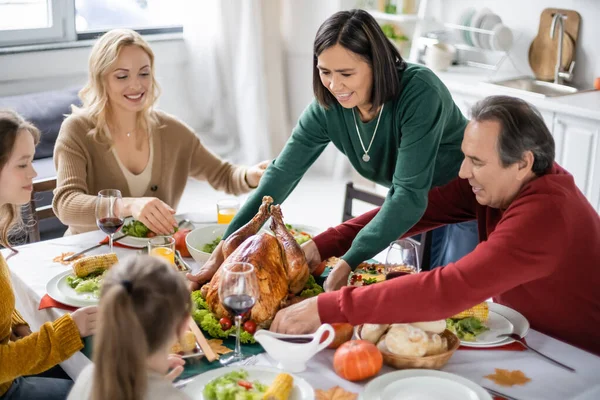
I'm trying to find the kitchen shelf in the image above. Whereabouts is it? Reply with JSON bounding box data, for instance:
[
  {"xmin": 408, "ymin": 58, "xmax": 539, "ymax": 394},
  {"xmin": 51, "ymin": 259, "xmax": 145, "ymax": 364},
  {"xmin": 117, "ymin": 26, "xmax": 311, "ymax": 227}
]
[{"xmin": 367, "ymin": 10, "xmax": 421, "ymax": 23}]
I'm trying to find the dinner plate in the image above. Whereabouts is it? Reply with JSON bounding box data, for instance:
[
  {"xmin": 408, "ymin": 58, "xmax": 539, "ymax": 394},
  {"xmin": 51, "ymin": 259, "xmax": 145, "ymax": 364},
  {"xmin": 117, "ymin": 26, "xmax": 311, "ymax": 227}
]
[
  {"xmin": 118, "ymin": 216, "xmax": 188, "ymax": 248},
  {"xmin": 181, "ymin": 366, "xmax": 315, "ymax": 400},
  {"xmin": 459, "ymin": 302, "xmax": 529, "ymax": 348},
  {"xmin": 361, "ymin": 369, "xmax": 492, "ymax": 400},
  {"xmin": 46, "ymin": 270, "xmax": 100, "ymax": 308}
]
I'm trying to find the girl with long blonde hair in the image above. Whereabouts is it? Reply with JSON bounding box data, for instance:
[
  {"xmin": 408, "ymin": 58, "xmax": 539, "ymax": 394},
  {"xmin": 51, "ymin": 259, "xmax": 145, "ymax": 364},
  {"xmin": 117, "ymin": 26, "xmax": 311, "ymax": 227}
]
[
  {"xmin": 68, "ymin": 255, "xmax": 192, "ymax": 400},
  {"xmin": 0, "ymin": 110, "xmax": 96, "ymax": 400},
  {"xmin": 53, "ymin": 28, "xmax": 269, "ymax": 236}
]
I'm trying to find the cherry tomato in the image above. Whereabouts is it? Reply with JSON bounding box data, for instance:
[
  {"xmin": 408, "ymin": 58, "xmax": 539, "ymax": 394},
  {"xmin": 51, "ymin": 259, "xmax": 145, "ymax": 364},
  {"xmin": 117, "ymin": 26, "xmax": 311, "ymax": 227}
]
[
  {"xmin": 238, "ymin": 380, "xmax": 253, "ymax": 390},
  {"xmin": 147, "ymin": 231, "xmax": 156, "ymax": 238},
  {"xmin": 219, "ymin": 317, "xmax": 232, "ymax": 330},
  {"xmin": 243, "ymin": 320, "xmax": 257, "ymax": 335}
]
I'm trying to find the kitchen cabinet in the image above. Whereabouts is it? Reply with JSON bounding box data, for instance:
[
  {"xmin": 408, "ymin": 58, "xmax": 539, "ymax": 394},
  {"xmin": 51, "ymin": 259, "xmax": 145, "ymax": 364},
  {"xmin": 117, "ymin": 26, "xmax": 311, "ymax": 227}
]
[{"xmin": 552, "ymin": 114, "xmax": 600, "ymax": 212}]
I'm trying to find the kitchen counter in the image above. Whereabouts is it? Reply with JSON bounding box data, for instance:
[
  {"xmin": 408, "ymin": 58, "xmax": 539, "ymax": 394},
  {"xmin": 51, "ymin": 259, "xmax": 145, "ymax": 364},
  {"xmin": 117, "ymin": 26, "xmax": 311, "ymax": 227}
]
[{"xmin": 432, "ymin": 65, "xmax": 600, "ymax": 120}]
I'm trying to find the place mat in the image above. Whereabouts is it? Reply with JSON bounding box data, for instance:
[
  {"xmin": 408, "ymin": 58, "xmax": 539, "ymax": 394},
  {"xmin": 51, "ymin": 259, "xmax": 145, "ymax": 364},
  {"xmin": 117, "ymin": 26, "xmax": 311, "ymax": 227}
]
[
  {"xmin": 38, "ymin": 294, "xmax": 78, "ymax": 312},
  {"xmin": 459, "ymin": 338, "xmax": 527, "ymax": 352}
]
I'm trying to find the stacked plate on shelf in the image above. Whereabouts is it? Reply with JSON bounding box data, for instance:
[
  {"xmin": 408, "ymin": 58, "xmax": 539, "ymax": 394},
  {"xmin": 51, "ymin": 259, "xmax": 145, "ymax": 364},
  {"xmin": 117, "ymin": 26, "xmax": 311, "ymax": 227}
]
[{"xmin": 457, "ymin": 7, "xmax": 513, "ymax": 52}]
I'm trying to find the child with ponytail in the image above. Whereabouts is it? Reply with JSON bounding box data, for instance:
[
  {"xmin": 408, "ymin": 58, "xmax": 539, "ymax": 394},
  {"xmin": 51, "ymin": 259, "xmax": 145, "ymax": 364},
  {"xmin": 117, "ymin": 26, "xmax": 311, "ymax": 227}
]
[{"xmin": 68, "ymin": 255, "xmax": 192, "ymax": 400}]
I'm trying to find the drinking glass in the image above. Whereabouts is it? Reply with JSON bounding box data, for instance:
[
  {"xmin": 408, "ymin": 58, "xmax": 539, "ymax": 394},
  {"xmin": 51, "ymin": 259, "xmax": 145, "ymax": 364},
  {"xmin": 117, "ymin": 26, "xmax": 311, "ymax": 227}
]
[
  {"xmin": 148, "ymin": 236, "xmax": 176, "ymax": 265},
  {"xmin": 218, "ymin": 262, "xmax": 259, "ymax": 365},
  {"xmin": 385, "ymin": 239, "xmax": 420, "ymax": 280},
  {"xmin": 217, "ymin": 198, "xmax": 240, "ymax": 224},
  {"xmin": 95, "ymin": 189, "xmax": 124, "ymax": 252}
]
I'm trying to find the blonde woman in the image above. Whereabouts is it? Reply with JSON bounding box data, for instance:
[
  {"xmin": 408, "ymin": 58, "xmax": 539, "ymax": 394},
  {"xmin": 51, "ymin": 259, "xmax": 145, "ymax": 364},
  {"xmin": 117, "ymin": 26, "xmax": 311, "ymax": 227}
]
[
  {"xmin": 0, "ymin": 110, "xmax": 96, "ymax": 400},
  {"xmin": 68, "ymin": 256, "xmax": 193, "ymax": 400},
  {"xmin": 53, "ymin": 29, "xmax": 269, "ymax": 236}
]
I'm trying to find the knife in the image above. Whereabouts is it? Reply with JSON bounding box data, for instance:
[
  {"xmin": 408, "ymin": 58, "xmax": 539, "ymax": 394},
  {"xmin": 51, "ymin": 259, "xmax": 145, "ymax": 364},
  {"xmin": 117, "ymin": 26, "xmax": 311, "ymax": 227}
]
[{"xmin": 63, "ymin": 233, "xmax": 130, "ymax": 262}]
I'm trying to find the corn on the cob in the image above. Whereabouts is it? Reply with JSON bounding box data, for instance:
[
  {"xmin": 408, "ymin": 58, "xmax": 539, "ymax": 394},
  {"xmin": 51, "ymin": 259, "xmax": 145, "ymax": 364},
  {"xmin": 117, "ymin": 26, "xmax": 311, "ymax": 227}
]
[
  {"xmin": 263, "ymin": 373, "xmax": 293, "ymax": 400},
  {"xmin": 451, "ymin": 302, "xmax": 489, "ymax": 322},
  {"xmin": 72, "ymin": 253, "xmax": 118, "ymax": 278}
]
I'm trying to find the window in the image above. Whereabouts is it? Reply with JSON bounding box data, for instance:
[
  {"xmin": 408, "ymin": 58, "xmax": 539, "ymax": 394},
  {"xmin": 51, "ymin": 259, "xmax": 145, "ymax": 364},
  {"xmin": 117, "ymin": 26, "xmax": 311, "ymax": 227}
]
[{"xmin": 0, "ymin": 0, "xmax": 184, "ymax": 48}]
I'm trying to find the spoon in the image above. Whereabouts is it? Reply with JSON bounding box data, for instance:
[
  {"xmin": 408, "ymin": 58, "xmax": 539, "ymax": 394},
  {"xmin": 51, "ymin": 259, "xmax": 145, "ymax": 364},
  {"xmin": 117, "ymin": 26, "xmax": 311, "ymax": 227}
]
[{"xmin": 497, "ymin": 333, "xmax": 575, "ymax": 372}]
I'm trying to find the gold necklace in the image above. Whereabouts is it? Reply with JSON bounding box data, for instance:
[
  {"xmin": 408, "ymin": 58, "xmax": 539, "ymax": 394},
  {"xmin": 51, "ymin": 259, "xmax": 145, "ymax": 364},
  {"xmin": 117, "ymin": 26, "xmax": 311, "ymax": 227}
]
[{"xmin": 352, "ymin": 104, "xmax": 384, "ymax": 162}]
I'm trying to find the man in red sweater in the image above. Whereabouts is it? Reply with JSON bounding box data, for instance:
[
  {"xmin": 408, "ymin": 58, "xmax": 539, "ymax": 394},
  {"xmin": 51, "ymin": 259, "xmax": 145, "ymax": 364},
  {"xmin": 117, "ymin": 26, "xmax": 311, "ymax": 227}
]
[{"xmin": 270, "ymin": 96, "xmax": 600, "ymax": 356}]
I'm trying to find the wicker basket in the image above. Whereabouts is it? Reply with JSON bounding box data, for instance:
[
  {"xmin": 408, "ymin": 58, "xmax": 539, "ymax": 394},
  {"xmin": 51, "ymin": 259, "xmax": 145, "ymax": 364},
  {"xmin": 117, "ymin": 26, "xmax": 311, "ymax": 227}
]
[{"xmin": 356, "ymin": 326, "xmax": 460, "ymax": 370}]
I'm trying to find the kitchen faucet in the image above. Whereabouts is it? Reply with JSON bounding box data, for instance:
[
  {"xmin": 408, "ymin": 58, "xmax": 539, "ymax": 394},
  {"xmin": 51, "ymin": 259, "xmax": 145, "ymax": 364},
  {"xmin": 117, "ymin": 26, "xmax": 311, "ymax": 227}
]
[{"xmin": 550, "ymin": 12, "xmax": 575, "ymax": 85}]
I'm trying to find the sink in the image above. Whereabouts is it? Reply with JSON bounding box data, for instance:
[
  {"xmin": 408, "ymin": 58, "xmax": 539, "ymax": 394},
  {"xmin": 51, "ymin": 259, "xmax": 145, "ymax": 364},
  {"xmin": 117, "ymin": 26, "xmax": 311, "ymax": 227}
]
[{"xmin": 485, "ymin": 77, "xmax": 591, "ymax": 98}]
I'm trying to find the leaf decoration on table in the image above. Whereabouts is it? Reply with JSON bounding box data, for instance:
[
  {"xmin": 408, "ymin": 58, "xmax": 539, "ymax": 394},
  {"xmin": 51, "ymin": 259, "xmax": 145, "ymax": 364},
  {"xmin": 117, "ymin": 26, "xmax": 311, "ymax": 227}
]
[
  {"xmin": 207, "ymin": 339, "xmax": 232, "ymax": 355},
  {"xmin": 52, "ymin": 252, "xmax": 84, "ymax": 265},
  {"xmin": 485, "ymin": 368, "xmax": 532, "ymax": 387},
  {"xmin": 315, "ymin": 386, "xmax": 358, "ymax": 400}
]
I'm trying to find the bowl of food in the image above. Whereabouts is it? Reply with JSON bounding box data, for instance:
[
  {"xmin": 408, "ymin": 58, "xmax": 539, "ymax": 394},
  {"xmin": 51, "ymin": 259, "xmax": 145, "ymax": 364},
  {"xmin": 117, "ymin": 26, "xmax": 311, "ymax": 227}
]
[
  {"xmin": 355, "ymin": 321, "xmax": 460, "ymax": 370},
  {"xmin": 185, "ymin": 224, "xmax": 228, "ymax": 264}
]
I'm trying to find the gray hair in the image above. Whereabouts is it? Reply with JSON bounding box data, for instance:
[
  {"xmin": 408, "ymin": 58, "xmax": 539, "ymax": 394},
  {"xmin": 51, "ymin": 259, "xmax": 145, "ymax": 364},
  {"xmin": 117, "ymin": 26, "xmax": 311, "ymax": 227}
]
[{"xmin": 469, "ymin": 96, "xmax": 555, "ymax": 176}]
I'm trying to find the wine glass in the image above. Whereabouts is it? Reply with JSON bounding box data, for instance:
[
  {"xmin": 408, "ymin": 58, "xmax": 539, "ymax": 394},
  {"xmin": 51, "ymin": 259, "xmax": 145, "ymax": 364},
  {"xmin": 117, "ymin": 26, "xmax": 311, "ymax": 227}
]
[
  {"xmin": 385, "ymin": 239, "xmax": 420, "ymax": 280},
  {"xmin": 95, "ymin": 189, "xmax": 124, "ymax": 253},
  {"xmin": 218, "ymin": 262, "xmax": 259, "ymax": 365}
]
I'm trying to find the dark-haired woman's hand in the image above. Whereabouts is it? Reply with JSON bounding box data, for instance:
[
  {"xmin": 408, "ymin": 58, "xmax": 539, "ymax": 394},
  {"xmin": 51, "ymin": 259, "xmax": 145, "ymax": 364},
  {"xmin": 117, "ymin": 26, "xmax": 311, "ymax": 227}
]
[{"xmin": 323, "ymin": 260, "xmax": 351, "ymax": 292}]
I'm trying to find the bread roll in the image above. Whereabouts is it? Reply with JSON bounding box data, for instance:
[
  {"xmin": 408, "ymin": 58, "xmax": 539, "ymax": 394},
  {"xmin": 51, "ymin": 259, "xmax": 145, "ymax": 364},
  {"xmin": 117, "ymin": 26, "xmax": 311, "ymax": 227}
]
[
  {"xmin": 376, "ymin": 334, "xmax": 389, "ymax": 352},
  {"xmin": 361, "ymin": 324, "xmax": 389, "ymax": 343},
  {"xmin": 410, "ymin": 320, "xmax": 446, "ymax": 334},
  {"xmin": 385, "ymin": 324, "xmax": 428, "ymax": 357},
  {"xmin": 424, "ymin": 332, "xmax": 448, "ymax": 356}
]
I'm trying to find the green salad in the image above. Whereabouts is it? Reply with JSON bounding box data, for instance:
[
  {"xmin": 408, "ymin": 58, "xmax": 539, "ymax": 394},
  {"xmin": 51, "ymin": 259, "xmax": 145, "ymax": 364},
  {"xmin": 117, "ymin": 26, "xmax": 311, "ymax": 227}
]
[
  {"xmin": 203, "ymin": 370, "xmax": 268, "ymax": 400},
  {"xmin": 66, "ymin": 271, "xmax": 106, "ymax": 298},
  {"xmin": 285, "ymin": 223, "xmax": 312, "ymax": 245},
  {"xmin": 202, "ymin": 236, "xmax": 222, "ymax": 253},
  {"xmin": 446, "ymin": 317, "xmax": 489, "ymax": 341},
  {"xmin": 122, "ymin": 219, "xmax": 177, "ymax": 238}
]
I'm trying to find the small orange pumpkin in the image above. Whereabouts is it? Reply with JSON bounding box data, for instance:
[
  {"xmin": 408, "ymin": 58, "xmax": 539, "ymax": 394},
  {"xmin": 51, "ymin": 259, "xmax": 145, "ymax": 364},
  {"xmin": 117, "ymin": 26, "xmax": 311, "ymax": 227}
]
[
  {"xmin": 321, "ymin": 323, "xmax": 354, "ymax": 349},
  {"xmin": 333, "ymin": 340, "xmax": 383, "ymax": 381}
]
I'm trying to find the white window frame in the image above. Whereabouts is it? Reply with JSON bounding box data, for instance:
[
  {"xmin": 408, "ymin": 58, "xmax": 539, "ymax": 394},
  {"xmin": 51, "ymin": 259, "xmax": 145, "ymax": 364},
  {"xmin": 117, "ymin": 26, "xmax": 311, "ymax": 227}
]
[{"xmin": 0, "ymin": 0, "xmax": 76, "ymax": 47}]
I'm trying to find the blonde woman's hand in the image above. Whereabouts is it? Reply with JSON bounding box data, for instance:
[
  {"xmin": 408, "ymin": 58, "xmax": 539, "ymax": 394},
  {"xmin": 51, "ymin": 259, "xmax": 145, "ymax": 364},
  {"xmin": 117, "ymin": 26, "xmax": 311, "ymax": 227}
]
[
  {"xmin": 245, "ymin": 160, "xmax": 271, "ymax": 188},
  {"xmin": 301, "ymin": 240, "xmax": 322, "ymax": 273},
  {"xmin": 127, "ymin": 197, "xmax": 177, "ymax": 235},
  {"xmin": 165, "ymin": 354, "xmax": 185, "ymax": 382},
  {"xmin": 71, "ymin": 306, "xmax": 98, "ymax": 337}
]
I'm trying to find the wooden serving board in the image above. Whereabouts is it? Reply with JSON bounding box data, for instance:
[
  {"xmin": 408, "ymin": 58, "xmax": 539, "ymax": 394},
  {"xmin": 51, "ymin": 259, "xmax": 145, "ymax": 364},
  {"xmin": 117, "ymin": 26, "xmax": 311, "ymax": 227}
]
[{"xmin": 528, "ymin": 8, "xmax": 581, "ymax": 81}]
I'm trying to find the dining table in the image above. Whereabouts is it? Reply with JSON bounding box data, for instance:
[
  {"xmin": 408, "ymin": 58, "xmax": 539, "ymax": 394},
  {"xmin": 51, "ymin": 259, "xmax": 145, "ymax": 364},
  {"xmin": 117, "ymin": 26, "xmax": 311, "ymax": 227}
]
[{"xmin": 4, "ymin": 219, "xmax": 600, "ymax": 400}]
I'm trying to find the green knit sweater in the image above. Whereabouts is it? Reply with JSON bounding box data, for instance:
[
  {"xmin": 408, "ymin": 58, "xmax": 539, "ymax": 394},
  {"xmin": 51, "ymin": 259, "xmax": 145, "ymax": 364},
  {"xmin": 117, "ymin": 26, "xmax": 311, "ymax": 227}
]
[{"xmin": 225, "ymin": 63, "xmax": 467, "ymax": 268}]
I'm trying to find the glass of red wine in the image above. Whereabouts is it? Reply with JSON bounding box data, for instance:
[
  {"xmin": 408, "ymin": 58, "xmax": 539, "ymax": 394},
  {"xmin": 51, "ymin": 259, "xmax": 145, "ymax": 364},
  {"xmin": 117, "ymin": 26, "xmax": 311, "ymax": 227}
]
[
  {"xmin": 385, "ymin": 239, "xmax": 420, "ymax": 280},
  {"xmin": 218, "ymin": 262, "xmax": 259, "ymax": 365},
  {"xmin": 95, "ymin": 189, "xmax": 124, "ymax": 253}
]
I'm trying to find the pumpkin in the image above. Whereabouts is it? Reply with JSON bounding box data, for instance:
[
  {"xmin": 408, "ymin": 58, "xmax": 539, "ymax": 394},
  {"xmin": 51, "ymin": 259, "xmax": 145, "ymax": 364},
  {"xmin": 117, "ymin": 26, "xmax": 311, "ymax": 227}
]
[
  {"xmin": 333, "ymin": 340, "xmax": 383, "ymax": 381},
  {"xmin": 322, "ymin": 323, "xmax": 354, "ymax": 349}
]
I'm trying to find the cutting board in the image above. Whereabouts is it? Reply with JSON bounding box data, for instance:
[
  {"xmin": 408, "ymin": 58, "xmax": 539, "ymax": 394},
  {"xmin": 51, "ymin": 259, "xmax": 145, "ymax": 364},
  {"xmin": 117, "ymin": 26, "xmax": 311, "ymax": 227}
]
[{"xmin": 528, "ymin": 8, "xmax": 581, "ymax": 81}]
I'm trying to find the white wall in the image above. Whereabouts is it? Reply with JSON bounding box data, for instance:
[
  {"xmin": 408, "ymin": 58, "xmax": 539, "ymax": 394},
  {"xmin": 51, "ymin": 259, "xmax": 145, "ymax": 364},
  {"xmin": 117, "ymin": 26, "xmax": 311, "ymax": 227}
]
[{"xmin": 0, "ymin": 39, "xmax": 199, "ymax": 129}]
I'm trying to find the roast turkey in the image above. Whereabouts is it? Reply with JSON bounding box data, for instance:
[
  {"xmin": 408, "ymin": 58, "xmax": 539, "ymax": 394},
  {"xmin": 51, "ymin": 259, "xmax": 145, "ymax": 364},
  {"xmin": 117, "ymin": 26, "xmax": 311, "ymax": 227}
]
[{"xmin": 201, "ymin": 196, "xmax": 310, "ymax": 326}]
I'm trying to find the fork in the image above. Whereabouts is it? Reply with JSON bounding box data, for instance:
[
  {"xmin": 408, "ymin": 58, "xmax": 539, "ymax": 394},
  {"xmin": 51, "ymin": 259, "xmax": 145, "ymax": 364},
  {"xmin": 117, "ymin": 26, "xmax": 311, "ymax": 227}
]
[
  {"xmin": 230, "ymin": 355, "xmax": 259, "ymax": 367},
  {"xmin": 497, "ymin": 333, "xmax": 575, "ymax": 372}
]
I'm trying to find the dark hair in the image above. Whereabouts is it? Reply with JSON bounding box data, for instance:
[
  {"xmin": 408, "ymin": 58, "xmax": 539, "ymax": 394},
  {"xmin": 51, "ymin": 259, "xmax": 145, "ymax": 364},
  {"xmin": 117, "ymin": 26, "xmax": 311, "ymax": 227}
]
[
  {"xmin": 0, "ymin": 110, "xmax": 40, "ymax": 250},
  {"xmin": 313, "ymin": 9, "xmax": 406, "ymax": 111},
  {"xmin": 92, "ymin": 256, "xmax": 192, "ymax": 400},
  {"xmin": 470, "ymin": 96, "xmax": 555, "ymax": 176}
]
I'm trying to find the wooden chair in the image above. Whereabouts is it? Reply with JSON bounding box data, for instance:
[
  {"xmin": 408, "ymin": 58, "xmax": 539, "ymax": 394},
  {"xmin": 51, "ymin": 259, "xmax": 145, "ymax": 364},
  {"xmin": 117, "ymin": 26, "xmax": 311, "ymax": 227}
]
[
  {"xmin": 26, "ymin": 177, "xmax": 57, "ymax": 243},
  {"xmin": 342, "ymin": 182, "xmax": 432, "ymax": 270}
]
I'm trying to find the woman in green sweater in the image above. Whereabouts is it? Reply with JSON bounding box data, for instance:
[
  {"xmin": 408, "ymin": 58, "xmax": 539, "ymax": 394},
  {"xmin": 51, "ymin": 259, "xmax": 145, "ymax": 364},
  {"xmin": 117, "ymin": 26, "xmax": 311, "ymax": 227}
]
[{"xmin": 189, "ymin": 9, "xmax": 477, "ymax": 291}]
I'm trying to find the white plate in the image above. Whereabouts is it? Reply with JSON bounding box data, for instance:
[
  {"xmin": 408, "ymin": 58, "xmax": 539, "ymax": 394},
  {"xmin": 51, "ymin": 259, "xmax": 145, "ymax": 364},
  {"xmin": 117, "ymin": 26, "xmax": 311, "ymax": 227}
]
[
  {"xmin": 46, "ymin": 270, "xmax": 100, "ymax": 308},
  {"xmin": 459, "ymin": 302, "xmax": 529, "ymax": 348},
  {"xmin": 118, "ymin": 216, "xmax": 188, "ymax": 248},
  {"xmin": 181, "ymin": 366, "xmax": 315, "ymax": 400},
  {"xmin": 469, "ymin": 8, "xmax": 492, "ymax": 48},
  {"xmin": 362, "ymin": 369, "xmax": 492, "ymax": 400}
]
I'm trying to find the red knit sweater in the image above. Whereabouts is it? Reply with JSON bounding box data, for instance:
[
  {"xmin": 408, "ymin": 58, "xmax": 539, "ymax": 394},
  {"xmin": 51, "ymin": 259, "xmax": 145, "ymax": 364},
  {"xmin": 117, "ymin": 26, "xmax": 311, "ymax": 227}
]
[{"xmin": 315, "ymin": 164, "xmax": 600, "ymax": 356}]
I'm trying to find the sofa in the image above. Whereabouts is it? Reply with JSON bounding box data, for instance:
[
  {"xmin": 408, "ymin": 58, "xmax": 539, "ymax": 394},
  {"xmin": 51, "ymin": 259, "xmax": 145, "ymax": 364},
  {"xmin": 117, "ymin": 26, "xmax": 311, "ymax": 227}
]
[{"xmin": 0, "ymin": 87, "xmax": 81, "ymax": 241}]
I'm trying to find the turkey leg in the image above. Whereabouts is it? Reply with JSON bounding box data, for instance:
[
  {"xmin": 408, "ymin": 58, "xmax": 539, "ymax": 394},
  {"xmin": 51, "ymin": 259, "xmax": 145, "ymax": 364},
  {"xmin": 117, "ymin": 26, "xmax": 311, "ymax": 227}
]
[
  {"xmin": 270, "ymin": 204, "xmax": 310, "ymax": 294},
  {"xmin": 222, "ymin": 196, "xmax": 273, "ymax": 259}
]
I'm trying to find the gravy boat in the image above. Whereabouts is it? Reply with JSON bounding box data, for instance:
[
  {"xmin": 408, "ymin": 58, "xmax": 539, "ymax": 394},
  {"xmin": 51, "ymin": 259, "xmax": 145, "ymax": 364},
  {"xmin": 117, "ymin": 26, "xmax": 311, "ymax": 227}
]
[{"xmin": 254, "ymin": 324, "xmax": 335, "ymax": 372}]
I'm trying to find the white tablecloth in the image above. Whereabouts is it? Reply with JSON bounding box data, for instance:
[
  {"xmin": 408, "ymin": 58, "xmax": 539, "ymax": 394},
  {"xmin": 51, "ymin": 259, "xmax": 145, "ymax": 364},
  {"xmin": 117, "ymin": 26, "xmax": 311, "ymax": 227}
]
[{"xmin": 5, "ymin": 229, "xmax": 600, "ymax": 400}]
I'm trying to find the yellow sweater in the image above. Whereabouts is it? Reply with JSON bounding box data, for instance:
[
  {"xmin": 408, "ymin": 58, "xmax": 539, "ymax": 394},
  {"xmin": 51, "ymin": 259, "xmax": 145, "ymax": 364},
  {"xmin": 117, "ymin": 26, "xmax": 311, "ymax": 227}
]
[
  {"xmin": 0, "ymin": 253, "xmax": 83, "ymax": 396},
  {"xmin": 53, "ymin": 110, "xmax": 253, "ymax": 235}
]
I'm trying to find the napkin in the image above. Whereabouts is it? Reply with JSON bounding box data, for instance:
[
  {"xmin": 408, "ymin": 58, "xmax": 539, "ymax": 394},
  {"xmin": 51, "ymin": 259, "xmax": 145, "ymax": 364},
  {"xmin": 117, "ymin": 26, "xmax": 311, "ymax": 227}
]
[{"xmin": 39, "ymin": 294, "xmax": 78, "ymax": 312}]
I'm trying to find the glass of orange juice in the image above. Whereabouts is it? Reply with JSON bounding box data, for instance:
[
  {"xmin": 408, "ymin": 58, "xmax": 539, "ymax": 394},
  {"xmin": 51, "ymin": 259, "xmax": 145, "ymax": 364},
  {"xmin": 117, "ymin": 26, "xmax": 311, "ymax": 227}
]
[
  {"xmin": 148, "ymin": 236, "xmax": 175, "ymax": 265},
  {"xmin": 217, "ymin": 198, "xmax": 240, "ymax": 224}
]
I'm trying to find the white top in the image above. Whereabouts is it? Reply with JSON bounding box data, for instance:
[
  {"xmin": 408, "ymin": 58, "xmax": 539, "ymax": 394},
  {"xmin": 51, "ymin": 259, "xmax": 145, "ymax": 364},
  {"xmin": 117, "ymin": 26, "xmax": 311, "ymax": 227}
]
[
  {"xmin": 68, "ymin": 364, "xmax": 191, "ymax": 400},
  {"xmin": 110, "ymin": 136, "xmax": 154, "ymax": 197}
]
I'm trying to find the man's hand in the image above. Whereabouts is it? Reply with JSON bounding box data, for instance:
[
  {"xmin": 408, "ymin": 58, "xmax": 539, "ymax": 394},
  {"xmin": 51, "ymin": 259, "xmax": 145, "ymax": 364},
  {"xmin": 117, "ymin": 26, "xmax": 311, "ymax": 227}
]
[
  {"xmin": 301, "ymin": 240, "xmax": 322, "ymax": 273},
  {"xmin": 164, "ymin": 354, "xmax": 185, "ymax": 382},
  {"xmin": 187, "ymin": 241, "xmax": 225, "ymax": 291},
  {"xmin": 323, "ymin": 259, "xmax": 351, "ymax": 292},
  {"xmin": 270, "ymin": 297, "xmax": 321, "ymax": 334}
]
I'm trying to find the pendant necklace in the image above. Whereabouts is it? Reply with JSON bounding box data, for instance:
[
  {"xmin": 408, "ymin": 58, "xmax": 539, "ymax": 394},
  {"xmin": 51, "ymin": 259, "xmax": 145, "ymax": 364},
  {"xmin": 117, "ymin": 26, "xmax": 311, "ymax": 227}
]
[{"xmin": 352, "ymin": 103, "xmax": 384, "ymax": 162}]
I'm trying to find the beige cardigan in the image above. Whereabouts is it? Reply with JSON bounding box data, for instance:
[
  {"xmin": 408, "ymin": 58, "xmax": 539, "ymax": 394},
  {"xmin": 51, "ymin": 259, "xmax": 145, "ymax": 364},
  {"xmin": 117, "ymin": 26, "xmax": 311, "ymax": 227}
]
[{"xmin": 53, "ymin": 110, "xmax": 252, "ymax": 235}]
